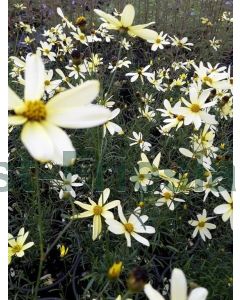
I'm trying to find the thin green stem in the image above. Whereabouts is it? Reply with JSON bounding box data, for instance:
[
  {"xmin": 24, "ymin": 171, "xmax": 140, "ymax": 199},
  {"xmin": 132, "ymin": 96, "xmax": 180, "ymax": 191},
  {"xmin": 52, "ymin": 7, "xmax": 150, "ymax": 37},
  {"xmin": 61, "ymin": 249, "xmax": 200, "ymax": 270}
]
[
  {"xmin": 33, "ymin": 162, "xmax": 44, "ymax": 300},
  {"xmin": 105, "ymin": 39, "xmax": 123, "ymax": 96}
]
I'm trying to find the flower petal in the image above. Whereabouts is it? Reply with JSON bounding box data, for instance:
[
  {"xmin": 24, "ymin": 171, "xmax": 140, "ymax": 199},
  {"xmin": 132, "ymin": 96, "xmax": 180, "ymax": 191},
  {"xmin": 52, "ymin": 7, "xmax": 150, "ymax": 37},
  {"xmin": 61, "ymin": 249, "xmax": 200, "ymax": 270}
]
[
  {"xmin": 21, "ymin": 121, "xmax": 54, "ymax": 163},
  {"xmin": 41, "ymin": 122, "xmax": 76, "ymax": 165},
  {"xmin": 94, "ymin": 9, "xmax": 121, "ymax": 28},
  {"xmin": 8, "ymin": 115, "xmax": 27, "ymax": 125},
  {"xmin": 121, "ymin": 4, "xmax": 135, "ymax": 27},
  {"xmin": 24, "ymin": 54, "xmax": 45, "ymax": 101},
  {"xmin": 131, "ymin": 232, "xmax": 150, "ymax": 246},
  {"xmin": 47, "ymin": 104, "xmax": 111, "ymax": 129},
  {"xmin": 144, "ymin": 283, "xmax": 165, "ymax": 300},
  {"xmin": 47, "ymin": 80, "xmax": 100, "ymax": 110},
  {"xmin": 98, "ymin": 188, "xmax": 110, "ymax": 205},
  {"xmin": 103, "ymin": 200, "xmax": 120, "ymax": 211},
  {"xmin": 188, "ymin": 287, "xmax": 208, "ymax": 300},
  {"xmin": 129, "ymin": 28, "xmax": 157, "ymax": 41},
  {"xmin": 8, "ymin": 88, "xmax": 23, "ymax": 110},
  {"xmin": 171, "ymin": 268, "xmax": 187, "ymax": 300},
  {"xmin": 92, "ymin": 215, "xmax": 102, "ymax": 240},
  {"xmin": 105, "ymin": 219, "xmax": 125, "ymax": 234}
]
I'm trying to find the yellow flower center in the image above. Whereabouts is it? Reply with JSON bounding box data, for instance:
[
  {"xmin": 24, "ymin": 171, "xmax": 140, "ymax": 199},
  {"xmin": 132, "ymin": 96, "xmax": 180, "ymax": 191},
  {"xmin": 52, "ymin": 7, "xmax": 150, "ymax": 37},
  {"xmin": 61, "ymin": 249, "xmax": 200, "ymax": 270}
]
[
  {"xmin": 191, "ymin": 104, "xmax": 201, "ymax": 113},
  {"xmin": 138, "ymin": 174, "xmax": 145, "ymax": 181},
  {"xmin": 79, "ymin": 34, "xmax": 85, "ymax": 40},
  {"xmin": 93, "ymin": 205, "xmax": 103, "ymax": 215},
  {"xmin": 21, "ymin": 101, "xmax": 47, "ymax": 121},
  {"xmin": 124, "ymin": 223, "xmax": 134, "ymax": 233},
  {"xmin": 203, "ymin": 76, "xmax": 213, "ymax": 85},
  {"xmin": 198, "ymin": 221, "xmax": 205, "ymax": 228},
  {"xmin": 44, "ymin": 49, "xmax": 50, "ymax": 54},
  {"xmin": 156, "ymin": 38, "xmax": 162, "ymax": 44},
  {"xmin": 44, "ymin": 80, "xmax": 51, "ymax": 86},
  {"xmin": 177, "ymin": 115, "xmax": 184, "ymax": 121},
  {"xmin": 12, "ymin": 244, "xmax": 22, "ymax": 254},
  {"xmin": 163, "ymin": 191, "xmax": 172, "ymax": 199}
]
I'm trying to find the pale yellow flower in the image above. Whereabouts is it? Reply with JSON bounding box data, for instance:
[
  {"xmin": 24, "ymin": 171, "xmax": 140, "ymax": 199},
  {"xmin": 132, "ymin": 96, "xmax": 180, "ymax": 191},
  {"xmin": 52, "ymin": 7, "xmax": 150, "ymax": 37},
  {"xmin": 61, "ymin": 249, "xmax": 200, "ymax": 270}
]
[
  {"xmin": 94, "ymin": 4, "xmax": 156, "ymax": 41},
  {"xmin": 71, "ymin": 188, "xmax": 120, "ymax": 240},
  {"xmin": 8, "ymin": 227, "xmax": 34, "ymax": 264},
  {"xmin": 8, "ymin": 54, "xmax": 111, "ymax": 165}
]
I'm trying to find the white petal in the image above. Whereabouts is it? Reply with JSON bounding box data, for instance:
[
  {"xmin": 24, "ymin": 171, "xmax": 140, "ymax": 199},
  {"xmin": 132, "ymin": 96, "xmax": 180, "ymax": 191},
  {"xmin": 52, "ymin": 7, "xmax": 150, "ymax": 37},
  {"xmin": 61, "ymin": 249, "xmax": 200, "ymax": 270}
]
[
  {"xmin": 171, "ymin": 268, "xmax": 187, "ymax": 300},
  {"xmin": 121, "ymin": 4, "xmax": 135, "ymax": 27},
  {"xmin": 118, "ymin": 205, "xmax": 127, "ymax": 223},
  {"xmin": 144, "ymin": 283, "xmax": 165, "ymax": 300},
  {"xmin": 105, "ymin": 219, "xmax": 125, "ymax": 234},
  {"xmin": 8, "ymin": 115, "xmax": 27, "ymax": 125},
  {"xmin": 179, "ymin": 148, "xmax": 193, "ymax": 158},
  {"xmin": 131, "ymin": 232, "xmax": 150, "ymax": 246},
  {"xmin": 103, "ymin": 200, "xmax": 120, "ymax": 211},
  {"xmin": 8, "ymin": 88, "xmax": 23, "ymax": 110},
  {"xmin": 21, "ymin": 121, "xmax": 54, "ymax": 163},
  {"xmin": 214, "ymin": 204, "xmax": 229, "ymax": 214},
  {"xmin": 47, "ymin": 80, "xmax": 100, "ymax": 110},
  {"xmin": 41, "ymin": 122, "xmax": 75, "ymax": 166},
  {"xmin": 98, "ymin": 188, "xmax": 110, "ymax": 205},
  {"xmin": 188, "ymin": 287, "xmax": 208, "ymax": 300},
  {"xmin": 47, "ymin": 104, "xmax": 111, "ymax": 129},
  {"xmin": 24, "ymin": 54, "xmax": 45, "ymax": 101}
]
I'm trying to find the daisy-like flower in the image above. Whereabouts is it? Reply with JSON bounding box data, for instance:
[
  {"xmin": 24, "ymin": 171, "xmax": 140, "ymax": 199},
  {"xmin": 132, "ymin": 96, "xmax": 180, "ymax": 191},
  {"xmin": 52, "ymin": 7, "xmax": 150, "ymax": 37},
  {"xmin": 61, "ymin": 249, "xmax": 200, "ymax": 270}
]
[
  {"xmin": 126, "ymin": 65, "xmax": 152, "ymax": 83},
  {"xmin": 105, "ymin": 205, "xmax": 155, "ymax": 247},
  {"xmin": 52, "ymin": 171, "xmax": 84, "ymax": 199},
  {"xmin": 188, "ymin": 209, "xmax": 216, "ymax": 241},
  {"xmin": 103, "ymin": 108, "xmax": 123, "ymax": 136},
  {"xmin": 8, "ymin": 54, "xmax": 111, "ymax": 165},
  {"xmin": 108, "ymin": 57, "xmax": 131, "ymax": 73},
  {"xmin": 8, "ymin": 228, "xmax": 34, "ymax": 264},
  {"xmin": 87, "ymin": 54, "xmax": 103, "ymax": 73},
  {"xmin": 129, "ymin": 132, "xmax": 152, "ymax": 152},
  {"xmin": 121, "ymin": 38, "xmax": 131, "ymax": 50},
  {"xmin": 71, "ymin": 28, "xmax": 88, "ymax": 45},
  {"xmin": 21, "ymin": 36, "xmax": 35, "ymax": 46},
  {"xmin": 94, "ymin": 4, "xmax": 156, "ymax": 41},
  {"xmin": 148, "ymin": 31, "xmax": 170, "ymax": 51},
  {"xmin": 201, "ymin": 17, "xmax": 213, "ymax": 26},
  {"xmin": 137, "ymin": 152, "xmax": 176, "ymax": 179},
  {"xmin": 144, "ymin": 268, "xmax": 208, "ymax": 300},
  {"xmin": 148, "ymin": 72, "xmax": 165, "ymax": 91},
  {"xmin": 193, "ymin": 62, "xmax": 229, "ymax": 90},
  {"xmin": 194, "ymin": 172, "xmax": 223, "ymax": 202},
  {"xmin": 173, "ymin": 82, "xmax": 218, "ymax": 130},
  {"xmin": 71, "ymin": 188, "xmax": 120, "ymax": 240},
  {"xmin": 209, "ymin": 37, "xmax": 221, "ymax": 51},
  {"xmin": 65, "ymin": 64, "xmax": 87, "ymax": 80},
  {"xmin": 130, "ymin": 168, "xmax": 153, "ymax": 192},
  {"xmin": 38, "ymin": 41, "xmax": 57, "ymax": 61},
  {"xmin": 138, "ymin": 105, "xmax": 155, "ymax": 122},
  {"xmin": 44, "ymin": 70, "xmax": 61, "ymax": 95},
  {"xmin": 170, "ymin": 36, "xmax": 193, "ymax": 51},
  {"xmin": 214, "ymin": 188, "xmax": 233, "ymax": 229},
  {"xmin": 160, "ymin": 102, "xmax": 185, "ymax": 132},
  {"xmin": 154, "ymin": 183, "xmax": 185, "ymax": 211}
]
